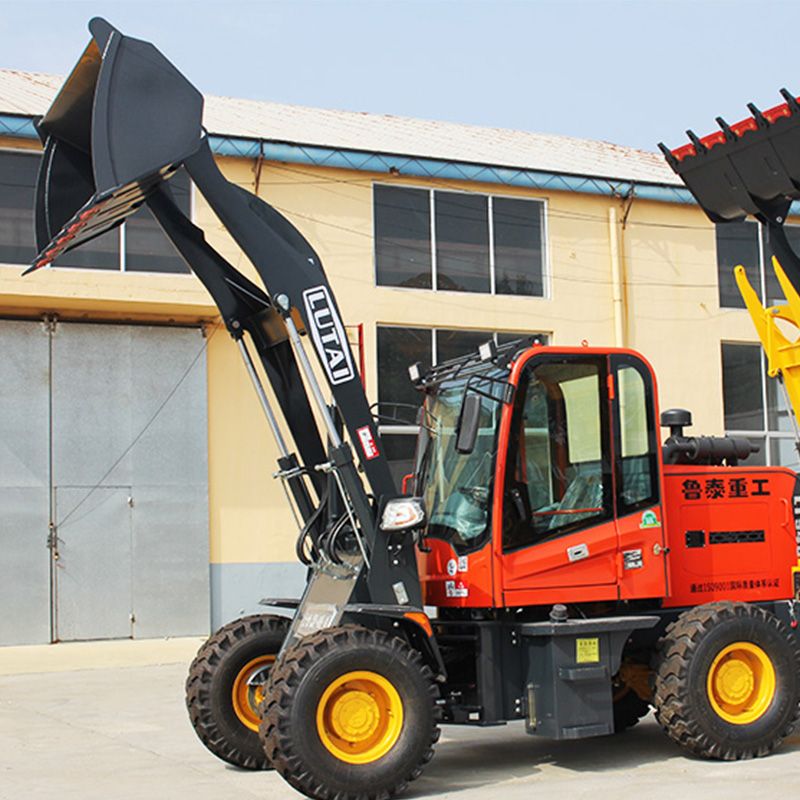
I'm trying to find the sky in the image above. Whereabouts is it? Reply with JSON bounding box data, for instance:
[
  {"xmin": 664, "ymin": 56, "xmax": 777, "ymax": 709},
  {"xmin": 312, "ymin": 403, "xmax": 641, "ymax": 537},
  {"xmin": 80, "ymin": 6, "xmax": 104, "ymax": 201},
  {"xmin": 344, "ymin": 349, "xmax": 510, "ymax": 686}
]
[{"xmin": 2, "ymin": 0, "xmax": 800, "ymax": 153}]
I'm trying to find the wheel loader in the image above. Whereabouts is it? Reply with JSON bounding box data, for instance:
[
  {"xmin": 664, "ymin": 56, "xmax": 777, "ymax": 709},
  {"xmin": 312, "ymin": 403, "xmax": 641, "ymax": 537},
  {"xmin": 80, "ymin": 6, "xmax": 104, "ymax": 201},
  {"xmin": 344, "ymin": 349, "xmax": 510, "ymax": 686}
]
[{"xmin": 27, "ymin": 19, "xmax": 800, "ymax": 800}]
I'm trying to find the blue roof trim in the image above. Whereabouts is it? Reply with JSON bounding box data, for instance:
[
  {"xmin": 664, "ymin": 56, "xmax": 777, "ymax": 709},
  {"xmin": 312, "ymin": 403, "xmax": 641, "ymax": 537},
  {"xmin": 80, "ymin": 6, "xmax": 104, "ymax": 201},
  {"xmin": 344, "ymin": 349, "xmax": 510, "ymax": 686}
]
[
  {"xmin": 0, "ymin": 113, "xmax": 695, "ymax": 204},
  {"xmin": 0, "ymin": 114, "xmax": 38, "ymax": 138},
  {"xmin": 208, "ymin": 134, "xmax": 695, "ymax": 204}
]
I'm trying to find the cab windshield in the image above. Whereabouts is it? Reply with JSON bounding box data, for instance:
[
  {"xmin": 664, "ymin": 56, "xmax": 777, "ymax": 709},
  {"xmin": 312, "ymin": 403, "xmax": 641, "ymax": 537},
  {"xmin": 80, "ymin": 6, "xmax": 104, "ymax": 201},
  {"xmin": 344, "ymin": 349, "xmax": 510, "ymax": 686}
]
[{"xmin": 417, "ymin": 367, "xmax": 508, "ymax": 554}]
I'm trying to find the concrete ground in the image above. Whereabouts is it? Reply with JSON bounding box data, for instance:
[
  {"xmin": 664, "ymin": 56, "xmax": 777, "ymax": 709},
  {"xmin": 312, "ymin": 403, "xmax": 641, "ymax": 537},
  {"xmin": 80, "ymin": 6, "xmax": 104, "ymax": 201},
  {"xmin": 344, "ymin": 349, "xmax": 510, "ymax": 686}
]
[{"xmin": 2, "ymin": 637, "xmax": 800, "ymax": 800}]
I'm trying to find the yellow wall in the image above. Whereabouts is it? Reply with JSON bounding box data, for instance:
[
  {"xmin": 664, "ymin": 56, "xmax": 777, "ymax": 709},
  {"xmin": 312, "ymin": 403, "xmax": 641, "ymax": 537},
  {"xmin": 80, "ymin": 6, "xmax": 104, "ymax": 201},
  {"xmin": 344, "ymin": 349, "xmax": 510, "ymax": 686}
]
[
  {"xmin": 3, "ymin": 141, "xmax": 759, "ymax": 569},
  {"xmin": 194, "ymin": 156, "xmax": 759, "ymax": 565},
  {"xmin": 0, "ymin": 264, "xmax": 217, "ymax": 323}
]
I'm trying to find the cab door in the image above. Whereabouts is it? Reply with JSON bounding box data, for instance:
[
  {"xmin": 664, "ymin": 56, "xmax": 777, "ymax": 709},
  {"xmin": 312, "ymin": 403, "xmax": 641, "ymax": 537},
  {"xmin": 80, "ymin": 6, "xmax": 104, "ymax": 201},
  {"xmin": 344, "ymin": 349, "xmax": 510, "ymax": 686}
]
[
  {"xmin": 499, "ymin": 353, "xmax": 619, "ymax": 606},
  {"xmin": 611, "ymin": 354, "xmax": 668, "ymax": 600}
]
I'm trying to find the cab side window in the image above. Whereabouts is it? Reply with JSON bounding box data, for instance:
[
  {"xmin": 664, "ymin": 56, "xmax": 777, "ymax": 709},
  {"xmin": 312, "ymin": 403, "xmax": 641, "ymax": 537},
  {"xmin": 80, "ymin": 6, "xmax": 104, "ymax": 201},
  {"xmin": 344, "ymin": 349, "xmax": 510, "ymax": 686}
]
[
  {"xmin": 614, "ymin": 358, "xmax": 659, "ymax": 514},
  {"xmin": 503, "ymin": 357, "xmax": 613, "ymax": 552}
]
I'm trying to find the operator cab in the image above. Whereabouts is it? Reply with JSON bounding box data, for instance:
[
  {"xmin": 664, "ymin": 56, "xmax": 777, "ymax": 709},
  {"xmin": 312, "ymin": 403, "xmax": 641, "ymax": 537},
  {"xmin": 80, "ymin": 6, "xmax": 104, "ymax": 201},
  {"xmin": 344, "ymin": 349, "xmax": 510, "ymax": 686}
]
[{"xmin": 414, "ymin": 343, "xmax": 668, "ymax": 609}]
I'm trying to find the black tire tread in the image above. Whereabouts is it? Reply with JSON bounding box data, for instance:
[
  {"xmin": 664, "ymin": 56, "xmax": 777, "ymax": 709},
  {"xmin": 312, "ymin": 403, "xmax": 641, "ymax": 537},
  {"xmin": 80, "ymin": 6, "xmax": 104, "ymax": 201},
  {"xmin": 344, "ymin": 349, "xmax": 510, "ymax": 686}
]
[
  {"xmin": 186, "ymin": 613, "xmax": 289, "ymax": 770},
  {"xmin": 653, "ymin": 601, "xmax": 800, "ymax": 760},
  {"xmin": 260, "ymin": 625, "xmax": 441, "ymax": 800}
]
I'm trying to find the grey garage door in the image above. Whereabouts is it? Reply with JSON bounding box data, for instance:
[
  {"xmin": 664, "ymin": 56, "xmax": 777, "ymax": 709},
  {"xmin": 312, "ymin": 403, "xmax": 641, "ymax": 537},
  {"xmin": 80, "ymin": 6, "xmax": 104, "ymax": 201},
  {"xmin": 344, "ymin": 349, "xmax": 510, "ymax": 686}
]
[{"xmin": 0, "ymin": 319, "xmax": 209, "ymax": 645}]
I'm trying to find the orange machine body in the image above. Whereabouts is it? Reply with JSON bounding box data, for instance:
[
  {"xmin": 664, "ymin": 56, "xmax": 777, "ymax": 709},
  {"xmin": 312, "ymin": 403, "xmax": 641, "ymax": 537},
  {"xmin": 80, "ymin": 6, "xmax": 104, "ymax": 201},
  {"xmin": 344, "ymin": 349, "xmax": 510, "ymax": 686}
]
[{"xmin": 417, "ymin": 345, "xmax": 800, "ymax": 613}]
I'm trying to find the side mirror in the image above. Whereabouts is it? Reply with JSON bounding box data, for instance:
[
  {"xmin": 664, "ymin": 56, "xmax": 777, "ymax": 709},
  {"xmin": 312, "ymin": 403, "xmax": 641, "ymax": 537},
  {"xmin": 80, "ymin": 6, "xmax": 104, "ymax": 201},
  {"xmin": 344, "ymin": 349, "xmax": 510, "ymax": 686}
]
[{"xmin": 455, "ymin": 394, "xmax": 481, "ymax": 455}]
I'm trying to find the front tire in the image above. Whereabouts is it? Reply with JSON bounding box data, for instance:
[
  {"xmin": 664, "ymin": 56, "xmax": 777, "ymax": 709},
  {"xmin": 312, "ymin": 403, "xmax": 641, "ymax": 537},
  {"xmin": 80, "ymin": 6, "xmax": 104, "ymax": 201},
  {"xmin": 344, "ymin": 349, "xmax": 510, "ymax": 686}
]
[
  {"xmin": 186, "ymin": 614, "xmax": 289, "ymax": 769},
  {"xmin": 654, "ymin": 601, "xmax": 800, "ymax": 759},
  {"xmin": 260, "ymin": 625, "xmax": 440, "ymax": 800}
]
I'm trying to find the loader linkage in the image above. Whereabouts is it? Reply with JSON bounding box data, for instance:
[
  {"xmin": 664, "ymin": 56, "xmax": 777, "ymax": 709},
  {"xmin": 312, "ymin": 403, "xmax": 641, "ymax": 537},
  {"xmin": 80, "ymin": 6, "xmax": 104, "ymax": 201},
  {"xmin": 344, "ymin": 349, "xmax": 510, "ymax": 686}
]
[{"xmin": 662, "ymin": 88, "xmax": 800, "ymax": 444}]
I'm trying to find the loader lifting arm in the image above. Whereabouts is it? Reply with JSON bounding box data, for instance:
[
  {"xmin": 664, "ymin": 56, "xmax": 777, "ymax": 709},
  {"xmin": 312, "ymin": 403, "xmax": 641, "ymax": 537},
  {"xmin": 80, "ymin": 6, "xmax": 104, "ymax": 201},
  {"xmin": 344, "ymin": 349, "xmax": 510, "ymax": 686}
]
[
  {"xmin": 661, "ymin": 89, "xmax": 800, "ymax": 447},
  {"xmin": 26, "ymin": 18, "xmax": 427, "ymax": 640}
]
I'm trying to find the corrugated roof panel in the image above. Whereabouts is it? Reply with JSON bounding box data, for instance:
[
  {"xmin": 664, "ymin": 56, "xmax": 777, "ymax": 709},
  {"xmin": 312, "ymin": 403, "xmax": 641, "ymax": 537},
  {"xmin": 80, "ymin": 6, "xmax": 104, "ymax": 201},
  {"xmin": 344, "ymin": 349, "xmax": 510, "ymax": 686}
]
[{"xmin": 0, "ymin": 69, "xmax": 679, "ymax": 186}]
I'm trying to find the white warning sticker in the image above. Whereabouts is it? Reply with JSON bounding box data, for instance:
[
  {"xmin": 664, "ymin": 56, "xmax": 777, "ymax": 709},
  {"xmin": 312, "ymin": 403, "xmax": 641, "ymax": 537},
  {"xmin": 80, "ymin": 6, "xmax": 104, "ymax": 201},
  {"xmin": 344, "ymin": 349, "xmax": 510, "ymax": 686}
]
[
  {"xmin": 445, "ymin": 580, "xmax": 469, "ymax": 598},
  {"xmin": 356, "ymin": 426, "xmax": 379, "ymax": 460}
]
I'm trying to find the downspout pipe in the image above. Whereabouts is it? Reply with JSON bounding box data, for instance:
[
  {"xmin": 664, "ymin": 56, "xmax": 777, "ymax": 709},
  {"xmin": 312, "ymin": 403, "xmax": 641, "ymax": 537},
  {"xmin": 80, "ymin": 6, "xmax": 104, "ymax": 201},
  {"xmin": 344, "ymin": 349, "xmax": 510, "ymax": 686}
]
[{"xmin": 609, "ymin": 205, "xmax": 625, "ymax": 347}]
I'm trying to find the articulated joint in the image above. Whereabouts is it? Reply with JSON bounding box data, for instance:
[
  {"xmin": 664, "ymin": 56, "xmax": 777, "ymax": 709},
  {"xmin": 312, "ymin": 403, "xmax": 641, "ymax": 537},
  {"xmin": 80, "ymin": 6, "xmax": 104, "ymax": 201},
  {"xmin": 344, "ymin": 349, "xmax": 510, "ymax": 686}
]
[
  {"xmin": 329, "ymin": 442, "xmax": 355, "ymax": 469},
  {"xmin": 274, "ymin": 465, "xmax": 307, "ymax": 481},
  {"xmin": 226, "ymin": 317, "xmax": 245, "ymax": 339}
]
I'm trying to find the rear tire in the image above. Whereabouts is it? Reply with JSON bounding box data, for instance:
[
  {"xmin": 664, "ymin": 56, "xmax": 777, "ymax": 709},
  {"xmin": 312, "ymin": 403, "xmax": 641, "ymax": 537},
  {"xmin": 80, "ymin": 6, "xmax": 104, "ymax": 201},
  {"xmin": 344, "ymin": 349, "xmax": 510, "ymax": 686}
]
[
  {"xmin": 654, "ymin": 601, "xmax": 800, "ymax": 759},
  {"xmin": 186, "ymin": 614, "xmax": 289, "ymax": 769},
  {"xmin": 260, "ymin": 625, "xmax": 440, "ymax": 800}
]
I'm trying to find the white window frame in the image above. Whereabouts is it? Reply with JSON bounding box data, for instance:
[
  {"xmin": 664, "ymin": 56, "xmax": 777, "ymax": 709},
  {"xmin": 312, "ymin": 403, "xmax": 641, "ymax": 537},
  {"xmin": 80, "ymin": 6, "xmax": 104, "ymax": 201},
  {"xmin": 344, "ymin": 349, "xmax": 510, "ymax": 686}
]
[
  {"xmin": 377, "ymin": 325, "xmax": 550, "ymax": 440},
  {"xmin": 373, "ymin": 183, "xmax": 550, "ymax": 299},
  {"xmin": 722, "ymin": 340, "xmax": 799, "ymax": 470},
  {"xmin": 0, "ymin": 148, "xmax": 194, "ymax": 275},
  {"xmin": 716, "ymin": 219, "xmax": 800, "ymax": 309}
]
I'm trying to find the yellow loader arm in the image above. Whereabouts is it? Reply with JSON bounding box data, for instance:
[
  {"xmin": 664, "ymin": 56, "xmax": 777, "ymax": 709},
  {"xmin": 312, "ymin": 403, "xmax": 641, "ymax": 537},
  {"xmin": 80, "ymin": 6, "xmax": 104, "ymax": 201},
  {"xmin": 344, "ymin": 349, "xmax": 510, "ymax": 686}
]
[
  {"xmin": 736, "ymin": 257, "xmax": 800, "ymax": 429},
  {"xmin": 661, "ymin": 87, "xmax": 800, "ymax": 438}
]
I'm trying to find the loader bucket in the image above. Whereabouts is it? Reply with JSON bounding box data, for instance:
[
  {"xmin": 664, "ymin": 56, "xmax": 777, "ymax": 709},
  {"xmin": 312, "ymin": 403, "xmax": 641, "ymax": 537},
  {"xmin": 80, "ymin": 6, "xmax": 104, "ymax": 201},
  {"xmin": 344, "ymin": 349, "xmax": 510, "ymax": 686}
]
[
  {"xmin": 28, "ymin": 17, "xmax": 202, "ymax": 272},
  {"xmin": 660, "ymin": 90, "xmax": 800, "ymax": 225}
]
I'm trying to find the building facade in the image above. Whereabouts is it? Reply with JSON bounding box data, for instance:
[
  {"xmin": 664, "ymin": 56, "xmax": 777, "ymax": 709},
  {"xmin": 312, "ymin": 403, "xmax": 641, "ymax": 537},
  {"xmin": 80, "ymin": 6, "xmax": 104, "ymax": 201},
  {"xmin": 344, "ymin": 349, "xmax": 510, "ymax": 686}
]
[{"xmin": 0, "ymin": 70, "xmax": 789, "ymax": 645}]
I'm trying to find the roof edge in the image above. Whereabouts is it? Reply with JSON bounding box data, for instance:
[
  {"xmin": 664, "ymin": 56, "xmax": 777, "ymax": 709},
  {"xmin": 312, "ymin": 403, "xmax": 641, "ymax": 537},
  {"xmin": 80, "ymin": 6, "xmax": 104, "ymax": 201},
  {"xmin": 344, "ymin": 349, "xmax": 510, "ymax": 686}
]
[
  {"xmin": 0, "ymin": 112, "xmax": 694, "ymax": 204},
  {"xmin": 209, "ymin": 134, "xmax": 694, "ymax": 203}
]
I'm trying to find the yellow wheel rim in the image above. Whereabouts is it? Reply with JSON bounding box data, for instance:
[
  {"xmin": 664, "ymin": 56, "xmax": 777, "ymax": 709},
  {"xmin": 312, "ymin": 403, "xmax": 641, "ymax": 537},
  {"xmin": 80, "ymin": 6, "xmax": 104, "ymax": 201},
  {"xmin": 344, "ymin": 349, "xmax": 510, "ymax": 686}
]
[
  {"xmin": 316, "ymin": 670, "xmax": 404, "ymax": 764},
  {"xmin": 707, "ymin": 642, "xmax": 776, "ymax": 725},
  {"xmin": 231, "ymin": 655, "xmax": 275, "ymax": 731}
]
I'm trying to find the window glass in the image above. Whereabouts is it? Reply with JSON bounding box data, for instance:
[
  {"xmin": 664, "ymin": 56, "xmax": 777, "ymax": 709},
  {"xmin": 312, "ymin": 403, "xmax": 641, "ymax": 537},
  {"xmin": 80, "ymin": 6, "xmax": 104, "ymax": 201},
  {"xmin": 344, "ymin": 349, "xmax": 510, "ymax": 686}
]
[
  {"xmin": 0, "ymin": 151, "xmax": 38, "ymax": 265},
  {"xmin": 561, "ymin": 371, "xmax": 602, "ymax": 463},
  {"xmin": 716, "ymin": 221, "xmax": 759, "ymax": 309},
  {"xmin": 54, "ymin": 229, "xmax": 120, "ymax": 270},
  {"xmin": 377, "ymin": 326, "xmax": 432, "ymax": 486},
  {"xmin": 377, "ymin": 326, "xmax": 432, "ymax": 418},
  {"xmin": 435, "ymin": 192, "xmax": 490, "ymax": 293},
  {"xmin": 0, "ymin": 150, "xmax": 192, "ymax": 273},
  {"xmin": 377, "ymin": 326, "xmax": 551, "ymax": 485},
  {"xmin": 374, "ymin": 185, "xmax": 431, "ymax": 288},
  {"xmin": 436, "ymin": 328, "xmax": 494, "ymax": 364},
  {"xmin": 761, "ymin": 223, "xmax": 800, "ymax": 306},
  {"xmin": 503, "ymin": 358, "xmax": 611, "ymax": 551},
  {"xmin": 619, "ymin": 367, "xmax": 648, "ymax": 456},
  {"xmin": 373, "ymin": 184, "xmax": 546, "ymax": 296},
  {"xmin": 494, "ymin": 197, "xmax": 544, "ymax": 297},
  {"xmin": 125, "ymin": 170, "xmax": 191, "ymax": 273},
  {"xmin": 420, "ymin": 367, "xmax": 507, "ymax": 554},
  {"xmin": 782, "ymin": 224, "xmax": 800, "ymax": 260},
  {"xmin": 764, "ymin": 223, "xmax": 796, "ymax": 306},
  {"xmin": 0, "ymin": 150, "xmax": 118, "ymax": 269},
  {"xmin": 717, "ymin": 220, "xmax": 800, "ymax": 308},
  {"xmin": 721, "ymin": 342, "xmax": 763, "ymax": 430},
  {"xmin": 766, "ymin": 369, "xmax": 793, "ymax": 433},
  {"xmin": 746, "ymin": 436, "xmax": 767, "ymax": 466},
  {"xmin": 616, "ymin": 363, "xmax": 656, "ymax": 511},
  {"xmin": 720, "ymin": 342, "xmax": 796, "ymax": 469},
  {"xmin": 769, "ymin": 437, "xmax": 800, "ymax": 471}
]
